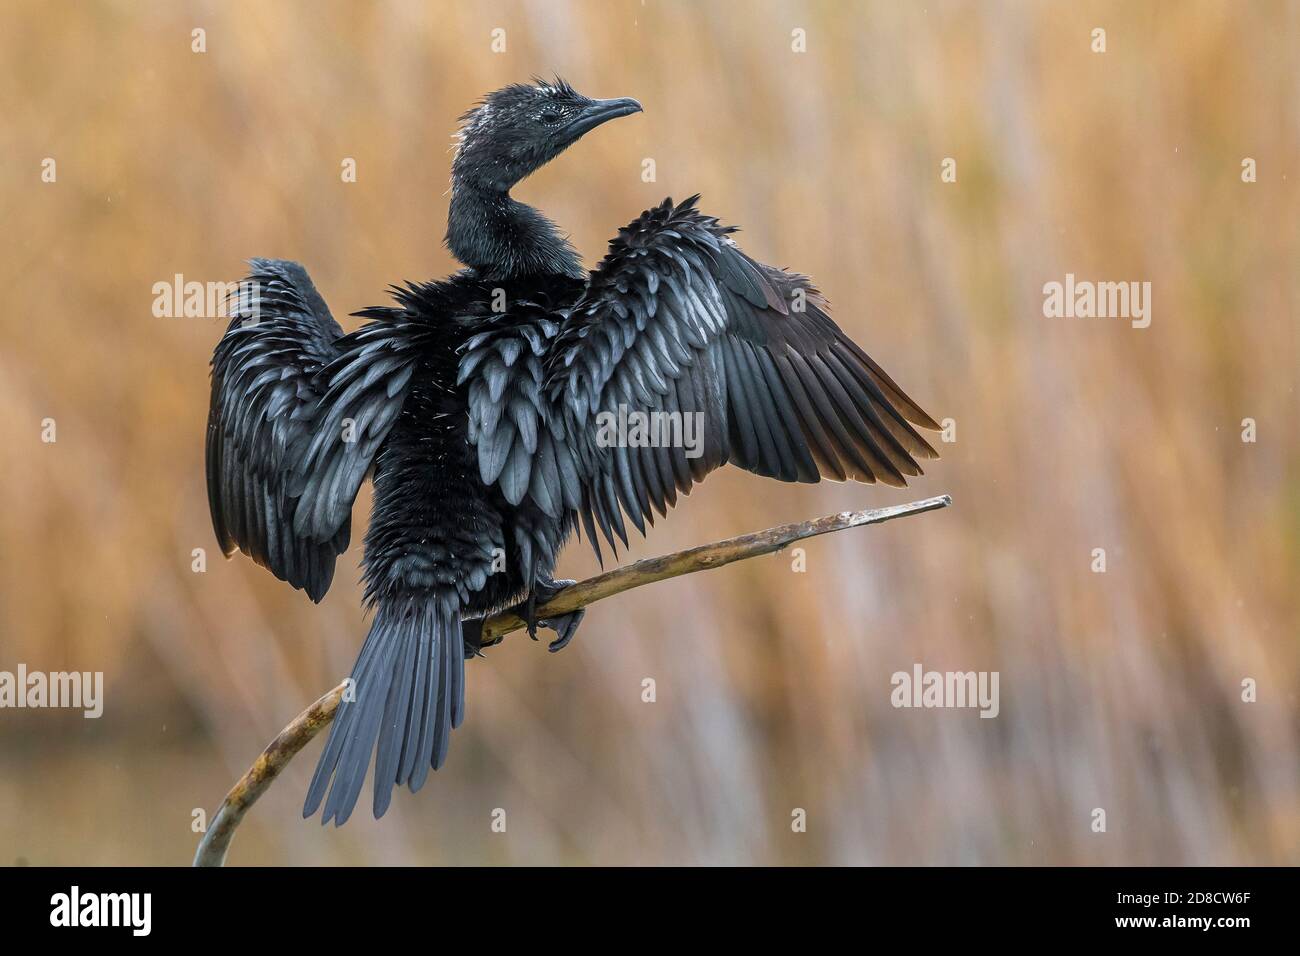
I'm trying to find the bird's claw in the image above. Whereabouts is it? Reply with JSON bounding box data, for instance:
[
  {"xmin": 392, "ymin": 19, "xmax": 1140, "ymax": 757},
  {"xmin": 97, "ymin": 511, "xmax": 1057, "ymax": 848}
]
[
  {"xmin": 462, "ymin": 618, "xmax": 487, "ymax": 658},
  {"xmin": 511, "ymin": 579, "xmax": 582, "ymax": 650},
  {"xmin": 540, "ymin": 609, "xmax": 586, "ymax": 653}
]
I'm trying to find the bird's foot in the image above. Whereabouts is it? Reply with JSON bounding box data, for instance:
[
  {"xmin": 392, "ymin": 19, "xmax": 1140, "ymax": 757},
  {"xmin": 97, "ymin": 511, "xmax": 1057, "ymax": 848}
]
[
  {"xmin": 514, "ymin": 578, "xmax": 582, "ymax": 650},
  {"xmin": 462, "ymin": 618, "xmax": 487, "ymax": 658},
  {"xmin": 539, "ymin": 608, "xmax": 585, "ymax": 653}
]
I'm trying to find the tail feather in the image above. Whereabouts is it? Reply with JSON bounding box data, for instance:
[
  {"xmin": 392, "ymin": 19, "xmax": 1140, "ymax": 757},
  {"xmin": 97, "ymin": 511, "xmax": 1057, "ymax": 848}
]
[
  {"xmin": 372, "ymin": 624, "xmax": 420, "ymax": 818},
  {"xmin": 403, "ymin": 628, "xmax": 439, "ymax": 795},
  {"xmin": 304, "ymin": 598, "xmax": 465, "ymax": 825},
  {"xmin": 396, "ymin": 624, "xmax": 435, "ymax": 790}
]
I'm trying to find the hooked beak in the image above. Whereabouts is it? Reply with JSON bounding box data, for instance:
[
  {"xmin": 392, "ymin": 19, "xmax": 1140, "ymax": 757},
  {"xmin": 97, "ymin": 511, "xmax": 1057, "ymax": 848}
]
[{"xmin": 563, "ymin": 97, "xmax": 643, "ymax": 140}]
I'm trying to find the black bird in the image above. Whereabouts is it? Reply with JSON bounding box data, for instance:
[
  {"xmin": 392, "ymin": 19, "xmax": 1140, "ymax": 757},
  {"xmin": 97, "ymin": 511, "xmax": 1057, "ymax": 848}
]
[{"xmin": 206, "ymin": 78, "xmax": 940, "ymax": 825}]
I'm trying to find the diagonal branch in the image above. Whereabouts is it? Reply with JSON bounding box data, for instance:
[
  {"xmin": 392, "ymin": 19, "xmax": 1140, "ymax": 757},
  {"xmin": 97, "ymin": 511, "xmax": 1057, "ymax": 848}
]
[{"xmin": 193, "ymin": 493, "xmax": 951, "ymax": 866}]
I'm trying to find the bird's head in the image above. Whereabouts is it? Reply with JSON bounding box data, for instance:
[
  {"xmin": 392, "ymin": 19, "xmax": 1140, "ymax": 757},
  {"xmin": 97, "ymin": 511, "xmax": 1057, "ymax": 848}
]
[{"xmin": 452, "ymin": 77, "xmax": 642, "ymax": 192}]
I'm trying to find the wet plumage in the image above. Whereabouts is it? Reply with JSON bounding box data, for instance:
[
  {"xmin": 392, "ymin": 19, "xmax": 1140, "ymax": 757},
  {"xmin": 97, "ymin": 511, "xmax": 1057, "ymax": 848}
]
[{"xmin": 205, "ymin": 79, "xmax": 940, "ymax": 825}]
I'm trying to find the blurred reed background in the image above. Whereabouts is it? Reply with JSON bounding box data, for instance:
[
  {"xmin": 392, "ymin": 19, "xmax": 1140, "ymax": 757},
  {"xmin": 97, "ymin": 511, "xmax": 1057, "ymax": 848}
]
[{"xmin": 0, "ymin": 0, "xmax": 1297, "ymax": 865}]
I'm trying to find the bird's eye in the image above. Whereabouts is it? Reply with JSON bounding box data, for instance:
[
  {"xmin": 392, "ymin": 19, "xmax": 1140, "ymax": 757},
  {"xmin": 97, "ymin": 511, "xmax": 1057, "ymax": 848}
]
[{"xmin": 539, "ymin": 109, "xmax": 562, "ymax": 125}]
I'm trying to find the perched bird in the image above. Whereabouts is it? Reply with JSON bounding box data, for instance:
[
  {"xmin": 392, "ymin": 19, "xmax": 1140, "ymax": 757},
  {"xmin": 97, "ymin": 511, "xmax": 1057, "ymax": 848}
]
[{"xmin": 205, "ymin": 78, "xmax": 940, "ymax": 825}]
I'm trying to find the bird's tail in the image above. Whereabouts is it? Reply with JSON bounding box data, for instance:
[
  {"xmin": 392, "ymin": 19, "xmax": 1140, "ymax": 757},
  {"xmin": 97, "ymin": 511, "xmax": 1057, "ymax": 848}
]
[{"xmin": 304, "ymin": 597, "xmax": 465, "ymax": 825}]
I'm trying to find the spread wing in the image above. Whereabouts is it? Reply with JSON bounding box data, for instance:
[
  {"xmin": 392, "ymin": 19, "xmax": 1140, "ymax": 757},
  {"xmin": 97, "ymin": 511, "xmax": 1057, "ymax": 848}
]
[
  {"xmin": 550, "ymin": 196, "xmax": 941, "ymax": 559},
  {"xmin": 206, "ymin": 259, "xmax": 418, "ymax": 600}
]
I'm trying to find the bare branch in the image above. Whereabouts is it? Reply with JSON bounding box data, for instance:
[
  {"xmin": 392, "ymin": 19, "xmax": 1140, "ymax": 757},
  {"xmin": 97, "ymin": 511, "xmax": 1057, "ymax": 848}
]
[
  {"xmin": 193, "ymin": 681, "xmax": 347, "ymax": 866},
  {"xmin": 193, "ymin": 493, "xmax": 951, "ymax": 866},
  {"xmin": 479, "ymin": 494, "xmax": 952, "ymax": 644}
]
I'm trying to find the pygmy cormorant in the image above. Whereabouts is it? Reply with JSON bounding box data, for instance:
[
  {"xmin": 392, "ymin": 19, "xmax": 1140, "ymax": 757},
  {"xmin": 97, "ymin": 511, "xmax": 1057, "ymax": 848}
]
[{"xmin": 205, "ymin": 78, "xmax": 940, "ymax": 825}]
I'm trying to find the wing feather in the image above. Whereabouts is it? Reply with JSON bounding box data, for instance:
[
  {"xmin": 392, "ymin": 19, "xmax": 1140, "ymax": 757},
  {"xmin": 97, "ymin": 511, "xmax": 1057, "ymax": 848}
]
[
  {"xmin": 549, "ymin": 196, "xmax": 940, "ymax": 556},
  {"xmin": 206, "ymin": 260, "xmax": 348, "ymax": 600},
  {"xmin": 206, "ymin": 259, "xmax": 418, "ymax": 600}
]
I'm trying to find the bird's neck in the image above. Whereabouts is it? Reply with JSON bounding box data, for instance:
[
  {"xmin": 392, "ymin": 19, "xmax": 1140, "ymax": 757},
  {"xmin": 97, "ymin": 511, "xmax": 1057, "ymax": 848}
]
[{"xmin": 446, "ymin": 184, "xmax": 584, "ymax": 280}]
